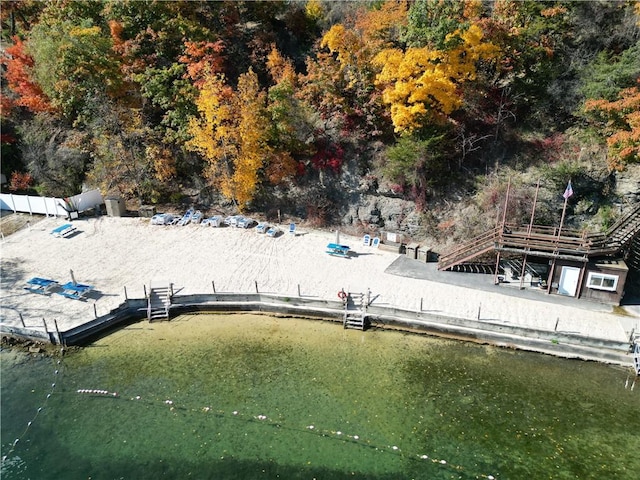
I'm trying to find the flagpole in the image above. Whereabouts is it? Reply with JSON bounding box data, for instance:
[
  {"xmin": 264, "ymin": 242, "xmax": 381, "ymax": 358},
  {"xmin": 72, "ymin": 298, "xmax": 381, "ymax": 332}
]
[
  {"xmin": 558, "ymin": 180, "xmax": 571, "ymax": 240},
  {"xmin": 527, "ymin": 179, "xmax": 540, "ymax": 236}
]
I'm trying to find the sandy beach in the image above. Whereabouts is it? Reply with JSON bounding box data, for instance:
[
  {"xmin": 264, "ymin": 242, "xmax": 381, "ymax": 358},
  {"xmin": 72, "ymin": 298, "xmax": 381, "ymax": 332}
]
[{"xmin": 1, "ymin": 214, "xmax": 637, "ymax": 343}]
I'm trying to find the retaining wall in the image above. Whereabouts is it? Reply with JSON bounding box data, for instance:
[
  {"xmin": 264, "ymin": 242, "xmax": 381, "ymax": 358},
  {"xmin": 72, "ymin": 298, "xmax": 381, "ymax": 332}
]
[{"xmin": 0, "ymin": 292, "xmax": 634, "ymax": 368}]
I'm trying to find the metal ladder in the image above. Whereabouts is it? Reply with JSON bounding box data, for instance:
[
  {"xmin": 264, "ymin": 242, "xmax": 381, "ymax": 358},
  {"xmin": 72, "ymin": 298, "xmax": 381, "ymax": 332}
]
[
  {"xmin": 147, "ymin": 283, "xmax": 171, "ymax": 321},
  {"xmin": 343, "ymin": 292, "xmax": 366, "ymax": 330}
]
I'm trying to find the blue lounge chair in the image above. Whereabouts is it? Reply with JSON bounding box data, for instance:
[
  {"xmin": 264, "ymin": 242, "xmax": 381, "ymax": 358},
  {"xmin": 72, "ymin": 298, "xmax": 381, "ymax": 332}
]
[
  {"xmin": 326, "ymin": 243, "xmax": 350, "ymax": 257},
  {"xmin": 51, "ymin": 223, "xmax": 76, "ymax": 238},
  {"xmin": 57, "ymin": 282, "xmax": 93, "ymax": 300},
  {"xmin": 266, "ymin": 227, "xmax": 280, "ymax": 237},
  {"xmin": 371, "ymin": 237, "xmax": 380, "ymax": 248},
  {"xmin": 24, "ymin": 277, "xmax": 59, "ymax": 295},
  {"xmin": 289, "ymin": 223, "xmax": 296, "ymax": 235},
  {"xmin": 363, "ymin": 234, "xmax": 371, "ymax": 246}
]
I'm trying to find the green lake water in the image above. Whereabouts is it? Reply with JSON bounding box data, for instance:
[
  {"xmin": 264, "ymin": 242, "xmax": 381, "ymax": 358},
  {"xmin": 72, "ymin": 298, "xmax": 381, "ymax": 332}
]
[{"xmin": 1, "ymin": 314, "xmax": 639, "ymax": 479}]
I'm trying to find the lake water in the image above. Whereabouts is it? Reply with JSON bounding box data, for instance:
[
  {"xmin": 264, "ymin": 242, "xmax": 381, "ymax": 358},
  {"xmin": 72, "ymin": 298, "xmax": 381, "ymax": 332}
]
[{"xmin": 2, "ymin": 314, "xmax": 639, "ymax": 479}]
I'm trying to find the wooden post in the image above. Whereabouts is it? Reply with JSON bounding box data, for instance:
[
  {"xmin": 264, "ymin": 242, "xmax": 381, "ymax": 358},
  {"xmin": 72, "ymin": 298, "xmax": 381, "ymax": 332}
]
[
  {"xmin": 54, "ymin": 319, "xmax": 62, "ymax": 345},
  {"xmin": 554, "ymin": 318, "xmax": 559, "ymax": 331},
  {"xmin": 212, "ymin": 281, "xmax": 216, "ymax": 293},
  {"xmin": 42, "ymin": 318, "xmax": 47, "ymax": 332},
  {"xmin": 254, "ymin": 280, "xmax": 259, "ymax": 293},
  {"xmin": 477, "ymin": 304, "xmax": 481, "ymax": 320},
  {"xmin": 546, "ymin": 259, "xmax": 556, "ymax": 294},
  {"xmin": 493, "ymin": 251, "xmax": 502, "ymax": 285},
  {"xmin": 19, "ymin": 312, "xmax": 25, "ymax": 328},
  {"xmin": 297, "ymin": 284, "xmax": 301, "ymax": 297},
  {"xmin": 93, "ymin": 303, "xmax": 97, "ymax": 318},
  {"xmin": 420, "ymin": 298, "xmax": 423, "ymax": 311},
  {"xmin": 519, "ymin": 254, "xmax": 528, "ymax": 290},
  {"xmin": 143, "ymin": 284, "xmax": 147, "ymax": 298},
  {"xmin": 124, "ymin": 286, "xmax": 128, "ymax": 300}
]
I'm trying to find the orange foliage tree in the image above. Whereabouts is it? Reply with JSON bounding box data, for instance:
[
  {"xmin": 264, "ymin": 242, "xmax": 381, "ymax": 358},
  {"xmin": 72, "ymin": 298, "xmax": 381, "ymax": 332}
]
[
  {"xmin": 1, "ymin": 36, "xmax": 54, "ymax": 114},
  {"xmin": 584, "ymin": 81, "xmax": 640, "ymax": 171}
]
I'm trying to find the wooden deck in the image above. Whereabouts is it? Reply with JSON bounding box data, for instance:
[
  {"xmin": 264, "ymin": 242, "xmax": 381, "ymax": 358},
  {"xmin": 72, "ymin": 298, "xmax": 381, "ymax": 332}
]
[{"xmin": 438, "ymin": 204, "xmax": 640, "ymax": 271}]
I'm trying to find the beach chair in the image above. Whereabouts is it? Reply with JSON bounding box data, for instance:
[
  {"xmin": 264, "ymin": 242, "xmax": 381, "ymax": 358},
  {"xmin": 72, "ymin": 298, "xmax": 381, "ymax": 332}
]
[
  {"xmin": 266, "ymin": 227, "xmax": 280, "ymax": 237},
  {"xmin": 176, "ymin": 208, "xmax": 194, "ymax": 226},
  {"xmin": 256, "ymin": 222, "xmax": 269, "ymax": 234},
  {"xmin": 371, "ymin": 237, "xmax": 380, "ymax": 248},
  {"xmin": 24, "ymin": 277, "xmax": 59, "ymax": 295},
  {"xmin": 202, "ymin": 215, "xmax": 221, "ymax": 227},
  {"xmin": 150, "ymin": 213, "xmax": 175, "ymax": 225},
  {"xmin": 289, "ymin": 223, "xmax": 296, "ymax": 235},
  {"xmin": 224, "ymin": 215, "xmax": 240, "ymax": 227},
  {"xmin": 57, "ymin": 282, "xmax": 93, "ymax": 300},
  {"xmin": 191, "ymin": 210, "xmax": 203, "ymax": 224},
  {"xmin": 51, "ymin": 223, "xmax": 76, "ymax": 238},
  {"xmin": 363, "ymin": 234, "xmax": 371, "ymax": 246}
]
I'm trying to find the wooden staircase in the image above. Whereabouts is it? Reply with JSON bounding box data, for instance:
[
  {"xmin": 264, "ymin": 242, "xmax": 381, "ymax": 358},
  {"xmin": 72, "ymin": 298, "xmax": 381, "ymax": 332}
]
[
  {"xmin": 589, "ymin": 204, "xmax": 640, "ymax": 256},
  {"xmin": 147, "ymin": 283, "xmax": 171, "ymax": 321},
  {"xmin": 343, "ymin": 292, "xmax": 366, "ymax": 330},
  {"xmin": 438, "ymin": 204, "xmax": 640, "ymax": 271},
  {"xmin": 437, "ymin": 227, "xmax": 500, "ymax": 271}
]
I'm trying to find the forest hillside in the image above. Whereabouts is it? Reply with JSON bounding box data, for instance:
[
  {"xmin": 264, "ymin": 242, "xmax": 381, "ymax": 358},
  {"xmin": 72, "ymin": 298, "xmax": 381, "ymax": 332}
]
[{"xmin": 1, "ymin": 0, "xmax": 639, "ymax": 252}]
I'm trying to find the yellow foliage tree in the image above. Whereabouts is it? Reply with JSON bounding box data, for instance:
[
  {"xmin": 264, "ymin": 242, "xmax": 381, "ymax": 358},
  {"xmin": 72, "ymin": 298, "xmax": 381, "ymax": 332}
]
[
  {"xmin": 187, "ymin": 70, "xmax": 269, "ymax": 209},
  {"xmin": 374, "ymin": 24, "xmax": 499, "ymax": 133},
  {"xmin": 233, "ymin": 69, "xmax": 271, "ymax": 208}
]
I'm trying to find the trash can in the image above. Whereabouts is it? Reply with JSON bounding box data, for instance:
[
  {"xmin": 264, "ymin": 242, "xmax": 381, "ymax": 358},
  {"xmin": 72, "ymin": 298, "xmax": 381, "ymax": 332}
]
[
  {"xmin": 105, "ymin": 197, "xmax": 126, "ymax": 217},
  {"xmin": 139, "ymin": 205, "xmax": 156, "ymax": 218},
  {"xmin": 406, "ymin": 242, "xmax": 420, "ymax": 260}
]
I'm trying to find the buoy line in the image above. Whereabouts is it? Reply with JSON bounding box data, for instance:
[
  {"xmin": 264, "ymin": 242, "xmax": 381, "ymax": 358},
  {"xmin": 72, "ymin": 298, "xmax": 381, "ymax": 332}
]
[
  {"xmin": 1, "ymin": 355, "xmax": 65, "ymax": 469},
  {"xmin": 1, "ymin": 354, "xmax": 498, "ymax": 479},
  {"xmin": 69, "ymin": 390, "xmax": 499, "ymax": 478}
]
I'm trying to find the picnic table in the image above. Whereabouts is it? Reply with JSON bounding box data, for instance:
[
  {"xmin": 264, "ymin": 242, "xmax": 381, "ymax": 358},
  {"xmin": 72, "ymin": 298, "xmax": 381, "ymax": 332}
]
[
  {"xmin": 326, "ymin": 243, "xmax": 351, "ymax": 257},
  {"xmin": 51, "ymin": 223, "xmax": 77, "ymax": 238}
]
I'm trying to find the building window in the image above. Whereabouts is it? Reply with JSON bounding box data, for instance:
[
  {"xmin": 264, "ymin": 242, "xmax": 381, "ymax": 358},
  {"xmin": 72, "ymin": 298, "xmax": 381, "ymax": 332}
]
[{"xmin": 586, "ymin": 272, "xmax": 618, "ymax": 291}]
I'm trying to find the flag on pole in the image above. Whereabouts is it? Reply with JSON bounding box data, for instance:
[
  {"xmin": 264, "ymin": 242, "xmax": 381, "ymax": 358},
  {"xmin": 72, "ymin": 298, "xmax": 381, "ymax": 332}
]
[{"xmin": 562, "ymin": 180, "xmax": 573, "ymax": 200}]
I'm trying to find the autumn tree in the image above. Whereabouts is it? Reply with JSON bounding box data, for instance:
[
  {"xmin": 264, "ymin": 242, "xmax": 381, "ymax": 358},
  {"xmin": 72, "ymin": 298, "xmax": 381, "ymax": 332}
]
[
  {"xmin": 265, "ymin": 47, "xmax": 311, "ymax": 184},
  {"xmin": 1, "ymin": 36, "xmax": 54, "ymax": 114},
  {"xmin": 86, "ymin": 97, "xmax": 172, "ymax": 203},
  {"xmin": 27, "ymin": 14, "xmax": 121, "ymax": 121},
  {"xmin": 584, "ymin": 81, "xmax": 640, "ymax": 171},
  {"xmin": 374, "ymin": 24, "xmax": 499, "ymax": 133},
  {"xmin": 187, "ymin": 69, "xmax": 270, "ymax": 209}
]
